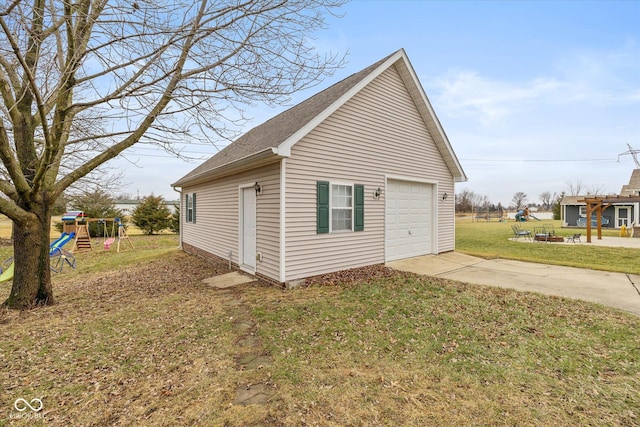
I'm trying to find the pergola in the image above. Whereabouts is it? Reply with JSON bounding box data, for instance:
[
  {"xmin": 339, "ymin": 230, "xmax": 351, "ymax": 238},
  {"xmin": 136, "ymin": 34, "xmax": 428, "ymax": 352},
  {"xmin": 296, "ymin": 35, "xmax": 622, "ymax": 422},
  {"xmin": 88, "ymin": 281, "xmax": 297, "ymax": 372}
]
[{"xmin": 578, "ymin": 195, "xmax": 640, "ymax": 242}]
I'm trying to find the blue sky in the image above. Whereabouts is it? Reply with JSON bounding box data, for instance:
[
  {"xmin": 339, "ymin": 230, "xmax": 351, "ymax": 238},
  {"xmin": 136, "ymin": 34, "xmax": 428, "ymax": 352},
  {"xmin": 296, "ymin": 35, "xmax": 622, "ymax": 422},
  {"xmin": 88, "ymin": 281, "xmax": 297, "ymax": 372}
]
[{"xmin": 118, "ymin": 0, "xmax": 640, "ymax": 207}]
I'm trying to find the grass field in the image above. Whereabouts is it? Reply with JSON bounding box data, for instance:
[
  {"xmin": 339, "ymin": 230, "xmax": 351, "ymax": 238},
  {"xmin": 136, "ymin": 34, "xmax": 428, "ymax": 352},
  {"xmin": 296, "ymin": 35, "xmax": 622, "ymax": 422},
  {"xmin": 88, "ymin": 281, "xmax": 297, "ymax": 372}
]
[
  {"xmin": 455, "ymin": 217, "xmax": 640, "ymax": 275},
  {"xmin": 0, "ymin": 223, "xmax": 638, "ymax": 426}
]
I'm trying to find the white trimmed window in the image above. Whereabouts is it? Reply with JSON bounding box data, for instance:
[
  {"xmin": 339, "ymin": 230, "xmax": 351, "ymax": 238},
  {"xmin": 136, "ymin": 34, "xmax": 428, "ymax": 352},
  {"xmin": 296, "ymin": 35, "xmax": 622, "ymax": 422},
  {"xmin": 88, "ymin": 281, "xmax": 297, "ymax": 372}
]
[
  {"xmin": 331, "ymin": 184, "xmax": 353, "ymax": 231},
  {"xmin": 316, "ymin": 181, "xmax": 364, "ymax": 234},
  {"xmin": 186, "ymin": 193, "xmax": 196, "ymax": 223}
]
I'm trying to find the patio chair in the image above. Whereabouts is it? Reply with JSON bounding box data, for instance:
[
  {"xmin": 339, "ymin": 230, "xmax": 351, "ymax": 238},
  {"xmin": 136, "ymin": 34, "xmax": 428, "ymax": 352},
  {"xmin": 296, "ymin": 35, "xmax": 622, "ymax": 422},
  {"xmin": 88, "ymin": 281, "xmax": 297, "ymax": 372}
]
[
  {"xmin": 566, "ymin": 233, "xmax": 581, "ymax": 243},
  {"xmin": 533, "ymin": 226, "xmax": 549, "ymax": 242},
  {"xmin": 543, "ymin": 224, "xmax": 556, "ymax": 236},
  {"xmin": 49, "ymin": 248, "xmax": 76, "ymax": 273},
  {"xmin": 511, "ymin": 224, "xmax": 532, "ymax": 241}
]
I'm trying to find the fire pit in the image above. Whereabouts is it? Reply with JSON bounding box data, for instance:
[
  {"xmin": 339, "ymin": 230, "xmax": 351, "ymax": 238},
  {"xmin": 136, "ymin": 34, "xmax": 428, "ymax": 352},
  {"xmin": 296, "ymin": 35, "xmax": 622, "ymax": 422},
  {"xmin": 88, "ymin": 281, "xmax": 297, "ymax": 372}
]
[{"xmin": 534, "ymin": 234, "xmax": 564, "ymax": 242}]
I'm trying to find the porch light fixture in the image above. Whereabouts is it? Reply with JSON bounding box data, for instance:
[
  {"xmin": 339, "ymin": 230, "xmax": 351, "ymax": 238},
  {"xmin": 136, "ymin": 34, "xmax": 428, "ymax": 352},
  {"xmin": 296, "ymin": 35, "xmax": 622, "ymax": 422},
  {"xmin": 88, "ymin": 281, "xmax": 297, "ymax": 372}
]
[
  {"xmin": 254, "ymin": 182, "xmax": 262, "ymax": 195},
  {"xmin": 374, "ymin": 187, "xmax": 381, "ymax": 199},
  {"xmin": 442, "ymin": 192, "xmax": 448, "ymax": 201}
]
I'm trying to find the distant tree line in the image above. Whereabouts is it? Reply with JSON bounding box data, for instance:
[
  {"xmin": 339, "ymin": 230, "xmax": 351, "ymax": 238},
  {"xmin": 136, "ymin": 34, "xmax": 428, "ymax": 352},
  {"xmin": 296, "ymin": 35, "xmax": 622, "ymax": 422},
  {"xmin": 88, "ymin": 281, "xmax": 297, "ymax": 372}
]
[{"xmin": 456, "ymin": 188, "xmax": 566, "ymax": 221}]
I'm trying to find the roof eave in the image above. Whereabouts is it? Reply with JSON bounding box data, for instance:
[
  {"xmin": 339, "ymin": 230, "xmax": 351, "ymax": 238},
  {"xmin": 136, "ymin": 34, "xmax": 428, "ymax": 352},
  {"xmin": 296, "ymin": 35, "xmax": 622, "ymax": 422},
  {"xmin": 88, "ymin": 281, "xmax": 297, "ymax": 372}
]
[
  {"xmin": 171, "ymin": 148, "xmax": 284, "ymax": 188},
  {"xmin": 275, "ymin": 50, "xmax": 407, "ymax": 155},
  {"xmin": 271, "ymin": 49, "xmax": 469, "ymax": 183},
  {"xmin": 173, "ymin": 49, "xmax": 469, "ymax": 188},
  {"xmin": 393, "ymin": 52, "xmax": 468, "ymax": 183}
]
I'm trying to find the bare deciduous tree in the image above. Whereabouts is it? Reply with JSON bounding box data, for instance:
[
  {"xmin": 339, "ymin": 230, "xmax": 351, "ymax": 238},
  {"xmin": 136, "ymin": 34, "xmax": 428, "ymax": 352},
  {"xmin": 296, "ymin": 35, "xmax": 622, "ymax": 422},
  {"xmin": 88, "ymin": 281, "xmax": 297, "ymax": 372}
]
[
  {"xmin": 511, "ymin": 192, "xmax": 528, "ymax": 209},
  {"xmin": 0, "ymin": 0, "xmax": 346, "ymax": 309},
  {"xmin": 455, "ymin": 188, "xmax": 483, "ymax": 213},
  {"xmin": 565, "ymin": 180, "xmax": 607, "ymax": 196},
  {"xmin": 539, "ymin": 191, "xmax": 554, "ymax": 210},
  {"xmin": 565, "ymin": 180, "xmax": 584, "ymax": 196}
]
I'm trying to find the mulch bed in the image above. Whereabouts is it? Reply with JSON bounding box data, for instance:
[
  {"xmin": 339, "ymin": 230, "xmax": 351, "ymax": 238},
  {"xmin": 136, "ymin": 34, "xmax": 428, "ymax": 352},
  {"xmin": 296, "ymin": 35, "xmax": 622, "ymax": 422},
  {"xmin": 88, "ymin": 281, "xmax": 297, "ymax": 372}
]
[{"xmin": 304, "ymin": 264, "xmax": 398, "ymax": 287}]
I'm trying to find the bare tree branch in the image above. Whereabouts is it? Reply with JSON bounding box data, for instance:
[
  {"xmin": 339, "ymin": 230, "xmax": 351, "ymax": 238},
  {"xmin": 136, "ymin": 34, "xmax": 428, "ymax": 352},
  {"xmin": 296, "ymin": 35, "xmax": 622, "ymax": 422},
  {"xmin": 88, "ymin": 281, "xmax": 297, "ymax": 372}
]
[{"xmin": 0, "ymin": 0, "xmax": 346, "ymax": 308}]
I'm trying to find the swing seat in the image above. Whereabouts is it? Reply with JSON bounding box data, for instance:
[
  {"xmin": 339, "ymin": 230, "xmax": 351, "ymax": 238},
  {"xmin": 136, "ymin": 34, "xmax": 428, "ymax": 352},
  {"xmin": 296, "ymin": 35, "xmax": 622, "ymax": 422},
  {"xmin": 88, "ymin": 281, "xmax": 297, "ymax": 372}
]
[{"xmin": 104, "ymin": 237, "xmax": 116, "ymax": 250}]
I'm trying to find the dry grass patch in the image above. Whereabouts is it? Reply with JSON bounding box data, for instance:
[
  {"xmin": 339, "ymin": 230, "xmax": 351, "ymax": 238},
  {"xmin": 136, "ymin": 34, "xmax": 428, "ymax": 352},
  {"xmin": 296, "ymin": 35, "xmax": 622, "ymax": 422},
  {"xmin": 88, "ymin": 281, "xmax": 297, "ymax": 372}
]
[
  {"xmin": 243, "ymin": 271, "xmax": 640, "ymax": 426},
  {"xmin": 1, "ymin": 242, "xmax": 638, "ymax": 426},
  {"xmin": 1, "ymin": 251, "xmax": 273, "ymax": 426}
]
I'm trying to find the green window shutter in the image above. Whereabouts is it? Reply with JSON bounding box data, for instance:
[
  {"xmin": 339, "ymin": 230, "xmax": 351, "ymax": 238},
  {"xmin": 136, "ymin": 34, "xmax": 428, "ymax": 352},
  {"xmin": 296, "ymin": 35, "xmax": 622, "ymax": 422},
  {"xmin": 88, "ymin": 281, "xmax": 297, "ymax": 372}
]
[
  {"xmin": 192, "ymin": 193, "xmax": 196, "ymax": 224},
  {"xmin": 354, "ymin": 184, "xmax": 364, "ymax": 231},
  {"xmin": 316, "ymin": 181, "xmax": 329, "ymax": 234}
]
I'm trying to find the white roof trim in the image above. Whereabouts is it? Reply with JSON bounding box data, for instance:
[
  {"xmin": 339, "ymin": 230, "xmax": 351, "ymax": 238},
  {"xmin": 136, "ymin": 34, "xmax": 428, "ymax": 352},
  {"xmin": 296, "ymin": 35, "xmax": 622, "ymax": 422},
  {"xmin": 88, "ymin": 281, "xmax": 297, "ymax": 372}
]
[
  {"xmin": 276, "ymin": 50, "xmax": 405, "ymax": 156},
  {"xmin": 275, "ymin": 49, "xmax": 467, "ymax": 182},
  {"xmin": 394, "ymin": 52, "xmax": 467, "ymax": 182},
  {"xmin": 171, "ymin": 148, "xmax": 280, "ymax": 187}
]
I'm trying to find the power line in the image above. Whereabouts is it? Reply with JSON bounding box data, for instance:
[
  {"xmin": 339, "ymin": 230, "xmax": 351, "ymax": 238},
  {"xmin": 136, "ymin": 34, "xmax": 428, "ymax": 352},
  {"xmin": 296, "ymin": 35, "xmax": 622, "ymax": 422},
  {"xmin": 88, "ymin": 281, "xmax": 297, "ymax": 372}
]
[{"xmin": 119, "ymin": 153, "xmax": 209, "ymax": 159}]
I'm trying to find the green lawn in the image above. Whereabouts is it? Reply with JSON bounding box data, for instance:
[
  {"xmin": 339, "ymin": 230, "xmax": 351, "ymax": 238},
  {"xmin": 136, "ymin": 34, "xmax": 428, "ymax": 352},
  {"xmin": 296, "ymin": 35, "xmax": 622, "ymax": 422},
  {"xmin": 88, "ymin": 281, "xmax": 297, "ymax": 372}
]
[
  {"xmin": 1, "ymin": 231, "xmax": 638, "ymax": 426},
  {"xmin": 248, "ymin": 273, "xmax": 639, "ymax": 426},
  {"xmin": 455, "ymin": 218, "xmax": 640, "ymax": 275}
]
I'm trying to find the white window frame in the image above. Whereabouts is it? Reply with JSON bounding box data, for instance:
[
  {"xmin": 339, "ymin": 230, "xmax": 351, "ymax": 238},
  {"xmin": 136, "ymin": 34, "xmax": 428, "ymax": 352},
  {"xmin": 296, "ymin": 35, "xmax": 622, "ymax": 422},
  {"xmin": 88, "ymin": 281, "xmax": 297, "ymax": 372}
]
[
  {"xmin": 186, "ymin": 194, "xmax": 194, "ymax": 223},
  {"xmin": 579, "ymin": 205, "xmax": 587, "ymax": 216},
  {"xmin": 330, "ymin": 182, "xmax": 354, "ymax": 233},
  {"xmin": 615, "ymin": 205, "xmax": 631, "ymax": 228}
]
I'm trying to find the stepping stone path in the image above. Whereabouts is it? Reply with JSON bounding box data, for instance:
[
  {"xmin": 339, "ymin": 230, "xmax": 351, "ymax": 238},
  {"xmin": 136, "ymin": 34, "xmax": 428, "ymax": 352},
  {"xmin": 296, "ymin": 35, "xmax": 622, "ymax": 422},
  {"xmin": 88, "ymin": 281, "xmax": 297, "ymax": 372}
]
[{"xmin": 212, "ymin": 287, "xmax": 275, "ymax": 406}]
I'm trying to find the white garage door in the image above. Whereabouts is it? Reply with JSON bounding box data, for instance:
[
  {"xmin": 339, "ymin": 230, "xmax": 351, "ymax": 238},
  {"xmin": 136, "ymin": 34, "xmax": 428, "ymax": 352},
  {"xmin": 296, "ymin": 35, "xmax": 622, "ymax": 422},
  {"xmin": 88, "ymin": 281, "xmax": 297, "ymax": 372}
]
[{"xmin": 385, "ymin": 179, "xmax": 434, "ymax": 261}]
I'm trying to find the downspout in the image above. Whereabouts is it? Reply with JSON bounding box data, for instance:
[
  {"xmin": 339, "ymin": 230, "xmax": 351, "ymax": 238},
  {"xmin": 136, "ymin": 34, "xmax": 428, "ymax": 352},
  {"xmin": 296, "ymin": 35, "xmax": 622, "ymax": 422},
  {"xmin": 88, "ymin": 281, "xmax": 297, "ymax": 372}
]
[
  {"xmin": 172, "ymin": 186, "xmax": 183, "ymax": 249},
  {"xmin": 279, "ymin": 158, "xmax": 287, "ymax": 283}
]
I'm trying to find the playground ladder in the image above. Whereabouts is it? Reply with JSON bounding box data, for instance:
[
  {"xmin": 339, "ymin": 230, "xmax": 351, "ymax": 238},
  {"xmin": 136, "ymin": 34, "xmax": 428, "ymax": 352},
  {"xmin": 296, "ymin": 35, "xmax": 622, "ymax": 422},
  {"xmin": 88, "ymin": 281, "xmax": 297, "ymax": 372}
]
[{"xmin": 73, "ymin": 223, "xmax": 93, "ymax": 252}]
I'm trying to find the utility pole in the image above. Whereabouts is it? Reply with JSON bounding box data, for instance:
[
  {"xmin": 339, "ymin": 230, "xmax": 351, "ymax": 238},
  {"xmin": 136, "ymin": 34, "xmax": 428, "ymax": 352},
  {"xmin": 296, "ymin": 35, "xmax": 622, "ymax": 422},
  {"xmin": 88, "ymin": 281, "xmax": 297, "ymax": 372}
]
[{"xmin": 619, "ymin": 144, "xmax": 640, "ymax": 168}]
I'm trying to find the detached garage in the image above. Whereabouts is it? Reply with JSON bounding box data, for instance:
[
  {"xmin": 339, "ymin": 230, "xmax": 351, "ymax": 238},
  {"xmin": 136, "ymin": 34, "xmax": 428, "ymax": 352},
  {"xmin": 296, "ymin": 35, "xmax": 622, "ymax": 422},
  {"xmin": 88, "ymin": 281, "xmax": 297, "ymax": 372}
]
[{"xmin": 172, "ymin": 49, "xmax": 467, "ymax": 286}]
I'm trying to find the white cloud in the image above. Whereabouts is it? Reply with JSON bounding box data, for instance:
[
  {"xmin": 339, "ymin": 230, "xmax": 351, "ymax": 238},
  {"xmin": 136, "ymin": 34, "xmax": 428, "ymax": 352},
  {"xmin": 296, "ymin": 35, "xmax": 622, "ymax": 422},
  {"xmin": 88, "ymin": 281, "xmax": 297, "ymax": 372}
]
[
  {"xmin": 430, "ymin": 44, "xmax": 640, "ymax": 130},
  {"xmin": 431, "ymin": 70, "xmax": 561, "ymax": 126},
  {"xmin": 554, "ymin": 43, "xmax": 640, "ymax": 104},
  {"xmin": 425, "ymin": 44, "xmax": 640, "ymax": 205}
]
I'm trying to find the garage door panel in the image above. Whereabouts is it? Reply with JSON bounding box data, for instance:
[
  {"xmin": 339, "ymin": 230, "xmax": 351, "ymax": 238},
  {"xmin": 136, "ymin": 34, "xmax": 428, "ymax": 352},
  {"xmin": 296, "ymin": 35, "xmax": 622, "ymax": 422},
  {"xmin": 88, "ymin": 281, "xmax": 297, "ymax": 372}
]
[{"xmin": 386, "ymin": 179, "xmax": 434, "ymax": 261}]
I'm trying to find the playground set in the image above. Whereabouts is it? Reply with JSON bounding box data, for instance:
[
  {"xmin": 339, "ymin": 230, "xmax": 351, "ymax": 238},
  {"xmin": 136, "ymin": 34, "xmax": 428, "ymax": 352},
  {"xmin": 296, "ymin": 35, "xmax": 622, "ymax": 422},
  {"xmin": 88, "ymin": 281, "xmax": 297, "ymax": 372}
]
[
  {"xmin": 0, "ymin": 211, "xmax": 133, "ymax": 283},
  {"xmin": 0, "ymin": 231, "xmax": 78, "ymax": 283},
  {"xmin": 514, "ymin": 208, "xmax": 541, "ymax": 222},
  {"xmin": 473, "ymin": 207, "xmax": 541, "ymax": 223},
  {"xmin": 60, "ymin": 211, "xmax": 133, "ymax": 253}
]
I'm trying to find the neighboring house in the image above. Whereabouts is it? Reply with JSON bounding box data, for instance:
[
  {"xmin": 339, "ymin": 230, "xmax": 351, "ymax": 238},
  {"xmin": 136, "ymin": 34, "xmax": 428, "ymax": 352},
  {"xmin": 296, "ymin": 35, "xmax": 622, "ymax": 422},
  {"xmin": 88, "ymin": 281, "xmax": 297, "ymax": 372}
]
[
  {"xmin": 171, "ymin": 49, "xmax": 467, "ymax": 285},
  {"xmin": 561, "ymin": 169, "xmax": 640, "ymax": 228},
  {"xmin": 114, "ymin": 199, "xmax": 179, "ymax": 215}
]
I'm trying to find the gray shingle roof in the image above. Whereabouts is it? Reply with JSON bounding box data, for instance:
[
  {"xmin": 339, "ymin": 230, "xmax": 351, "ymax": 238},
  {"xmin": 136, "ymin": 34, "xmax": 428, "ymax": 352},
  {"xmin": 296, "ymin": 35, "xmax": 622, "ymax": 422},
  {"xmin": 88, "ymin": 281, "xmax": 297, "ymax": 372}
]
[
  {"xmin": 172, "ymin": 51, "xmax": 398, "ymax": 187},
  {"xmin": 620, "ymin": 169, "xmax": 640, "ymax": 196}
]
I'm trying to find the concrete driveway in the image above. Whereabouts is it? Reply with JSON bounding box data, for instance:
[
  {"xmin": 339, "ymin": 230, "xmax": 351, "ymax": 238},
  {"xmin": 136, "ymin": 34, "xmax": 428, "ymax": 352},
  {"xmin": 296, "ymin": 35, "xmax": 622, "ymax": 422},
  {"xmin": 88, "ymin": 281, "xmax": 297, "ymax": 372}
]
[{"xmin": 387, "ymin": 252, "xmax": 640, "ymax": 317}]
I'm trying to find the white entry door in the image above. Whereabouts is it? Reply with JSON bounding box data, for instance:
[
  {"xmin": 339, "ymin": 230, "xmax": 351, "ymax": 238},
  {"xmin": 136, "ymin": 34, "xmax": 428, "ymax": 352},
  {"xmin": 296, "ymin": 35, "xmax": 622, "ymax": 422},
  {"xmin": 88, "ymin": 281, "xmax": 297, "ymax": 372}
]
[
  {"xmin": 615, "ymin": 206, "xmax": 631, "ymax": 228},
  {"xmin": 385, "ymin": 179, "xmax": 434, "ymax": 261},
  {"xmin": 241, "ymin": 187, "xmax": 256, "ymax": 272}
]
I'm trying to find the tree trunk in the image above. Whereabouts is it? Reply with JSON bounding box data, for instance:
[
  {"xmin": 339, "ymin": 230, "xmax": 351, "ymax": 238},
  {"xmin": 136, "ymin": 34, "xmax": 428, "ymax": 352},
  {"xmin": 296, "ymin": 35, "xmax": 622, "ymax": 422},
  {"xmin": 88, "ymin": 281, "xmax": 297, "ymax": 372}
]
[{"xmin": 4, "ymin": 203, "xmax": 53, "ymax": 309}]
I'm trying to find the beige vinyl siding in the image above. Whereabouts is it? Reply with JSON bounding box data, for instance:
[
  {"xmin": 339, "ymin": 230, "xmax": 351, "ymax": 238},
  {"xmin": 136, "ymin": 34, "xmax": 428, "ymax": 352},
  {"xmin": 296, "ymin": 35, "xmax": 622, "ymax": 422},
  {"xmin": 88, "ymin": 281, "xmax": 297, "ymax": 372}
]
[
  {"xmin": 182, "ymin": 162, "xmax": 281, "ymax": 281},
  {"xmin": 284, "ymin": 64, "xmax": 455, "ymax": 281}
]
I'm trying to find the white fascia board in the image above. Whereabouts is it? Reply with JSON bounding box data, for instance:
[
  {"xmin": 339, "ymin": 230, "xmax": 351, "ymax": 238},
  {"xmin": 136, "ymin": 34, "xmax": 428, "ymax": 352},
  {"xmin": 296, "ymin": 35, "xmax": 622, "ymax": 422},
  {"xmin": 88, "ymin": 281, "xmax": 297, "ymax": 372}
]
[
  {"xmin": 395, "ymin": 53, "xmax": 468, "ymax": 183},
  {"xmin": 271, "ymin": 146, "xmax": 291, "ymax": 157},
  {"xmin": 173, "ymin": 148, "xmax": 281, "ymax": 187},
  {"xmin": 275, "ymin": 50, "xmax": 406, "ymax": 156}
]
